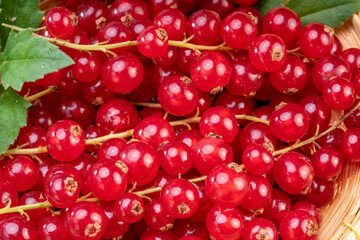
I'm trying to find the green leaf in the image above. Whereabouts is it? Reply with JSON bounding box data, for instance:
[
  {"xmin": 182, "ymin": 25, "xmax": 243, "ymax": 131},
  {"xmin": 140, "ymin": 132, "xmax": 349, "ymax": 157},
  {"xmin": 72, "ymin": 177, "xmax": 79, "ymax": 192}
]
[
  {"xmin": 0, "ymin": 29, "xmax": 74, "ymax": 91},
  {"xmin": 0, "ymin": 0, "xmax": 44, "ymax": 50},
  {"xmin": 258, "ymin": 0, "xmax": 360, "ymax": 27},
  {"xmin": 0, "ymin": 87, "xmax": 31, "ymax": 154}
]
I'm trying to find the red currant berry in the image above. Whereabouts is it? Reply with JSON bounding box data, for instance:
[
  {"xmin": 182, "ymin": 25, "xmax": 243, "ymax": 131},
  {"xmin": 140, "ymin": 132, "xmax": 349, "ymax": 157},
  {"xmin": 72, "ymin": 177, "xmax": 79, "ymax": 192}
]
[
  {"xmin": 58, "ymin": 70, "xmax": 83, "ymax": 96},
  {"xmin": 38, "ymin": 215, "xmax": 72, "ymax": 240},
  {"xmin": 82, "ymin": 78, "xmax": 117, "ymax": 106},
  {"xmin": 187, "ymin": 10, "xmax": 221, "ymax": 45},
  {"xmin": 77, "ymin": 0, "xmax": 109, "ymax": 35},
  {"xmin": 341, "ymin": 48, "xmax": 360, "ymax": 74},
  {"xmin": 44, "ymin": 163, "xmax": 82, "ymax": 208},
  {"xmin": 114, "ymin": 193, "xmax": 145, "ymax": 224},
  {"xmin": 141, "ymin": 229, "xmax": 177, "ymax": 240},
  {"xmin": 71, "ymin": 52, "xmax": 102, "ymax": 83},
  {"xmin": 322, "ymin": 77, "xmax": 355, "ymax": 110},
  {"xmin": 1, "ymin": 217, "xmax": 37, "ymax": 240},
  {"xmin": 190, "ymin": 51, "xmax": 232, "ymax": 93},
  {"xmin": 65, "ymin": 201, "xmax": 107, "ymax": 240},
  {"xmin": 18, "ymin": 126, "xmax": 47, "ymax": 158},
  {"xmin": 205, "ymin": 163, "xmax": 250, "ymax": 207},
  {"xmin": 221, "ymin": 12, "xmax": 257, "ymax": 49},
  {"xmin": 159, "ymin": 141, "xmax": 192, "ymax": 175},
  {"xmin": 176, "ymin": 129, "xmax": 202, "ymax": 149},
  {"xmin": 298, "ymin": 23, "xmax": 334, "ymax": 59},
  {"xmin": 293, "ymin": 201, "xmax": 320, "ymax": 223},
  {"xmin": 46, "ymin": 120, "xmax": 85, "ymax": 162},
  {"xmin": 242, "ymin": 144, "xmax": 274, "ymax": 175},
  {"xmin": 137, "ymin": 26, "xmax": 169, "ymax": 58},
  {"xmin": 345, "ymin": 101, "xmax": 360, "ymax": 128},
  {"xmin": 311, "ymin": 147, "xmax": 344, "ymax": 180},
  {"xmin": 101, "ymin": 53, "xmax": 144, "ymax": 93},
  {"xmin": 154, "ymin": 9, "xmax": 187, "ymax": 40},
  {"xmin": 173, "ymin": 219, "xmax": 209, "ymax": 239},
  {"xmin": 160, "ymin": 178, "xmax": 200, "ymax": 219},
  {"xmin": 100, "ymin": 201, "xmax": 130, "ymax": 239},
  {"xmin": 240, "ymin": 175, "xmax": 272, "ymax": 210},
  {"xmin": 147, "ymin": 0, "xmax": 179, "ymax": 17},
  {"xmin": 109, "ymin": 0, "xmax": 149, "ymax": 22},
  {"xmin": 227, "ymin": 55, "xmax": 264, "ymax": 96},
  {"xmin": 153, "ymin": 46, "xmax": 178, "ymax": 67},
  {"xmin": 199, "ymin": 0, "xmax": 235, "ymax": 19},
  {"xmin": 119, "ymin": 141, "xmax": 159, "ymax": 186},
  {"xmin": 144, "ymin": 198, "xmax": 175, "ymax": 231},
  {"xmin": 158, "ymin": 76, "xmax": 199, "ymax": 116},
  {"xmin": 130, "ymin": 18, "xmax": 154, "ymax": 40},
  {"xmin": 28, "ymin": 106, "xmax": 56, "ymax": 129},
  {"xmin": 269, "ymin": 54, "xmax": 308, "ymax": 94},
  {"xmin": 279, "ymin": 210, "xmax": 318, "ymax": 240},
  {"xmin": 206, "ymin": 205, "xmax": 245, "ymax": 240},
  {"xmin": 199, "ymin": 106, "xmax": 238, "ymax": 142},
  {"xmin": 97, "ymin": 138, "xmax": 126, "ymax": 161},
  {"xmin": 330, "ymin": 36, "xmax": 343, "ymax": 55},
  {"xmin": 68, "ymin": 26, "xmax": 90, "ymax": 45},
  {"xmin": 303, "ymin": 177, "xmax": 334, "ymax": 207},
  {"xmin": 189, "ymin": 182, "xmax": 213, "ymax": 223},
  {"xmin": 273, "ymin": 152, "xmax": 315, "ymax": 194},
  {"xmin": 3, "ymin": 156, "xmax": 39, "ymax": 191},
  {"xmin": 240, "ymin": 122, "xmax": 277, "ymax": 151},
  {"xmin": 84, "ymin": 125, "xmax": 102, "ymax": 153},
  {"xmin": 97, "ymin": 22, "xmax": 132, "ymax": 54},
  {"xmin": 269, "ymin": 103, "xmax": 309, "ymax": 142},
  {"xmin": 340, "ymin": 128, "xmax": 360, "ymax": 162},
  {"xmin": 192, "ymin": 137, "xmax": 233, "ymax": 174},
  {"xmin": 133, "ymin": 116, "xmax": 175, "ymax": 149},
  {"xmin": 95, "ymin": 98, "xmax": 138, "ymax": 134},
  {"xmin": 0, "ymin": 181, "xmax": 18, "ymax": 208},
  {"xmin": 35, "ymin": 67, "xmax": 67, "ymax": 87},
  {"xmin": 311, "ymin": 55, "xmax": 352, "ymax": 91},
  {"xmin": 176, "ymin": 48, "xmax": 200, "ymax": 72},
  {"xmin": 252, "ymin": 106, "xmax": 274, "ymax": 121},
  {"xmin": 262, "ymin": 189, "xmax": 292, "ymax": 226},
  {"xmin": 242, "ymin": 218, "xmax": 278, "ymax": 240},
  {"xmin": 249, "ymin": 34, "xmax": 287, "ymax": 72},
  {"xmin": 86, "ymin": 159, "xmax": 128, "ymax": 201},
  {"xmin": 236, "ymin": 6, "xmax": 263, "ymax": 34},
  {"xmin": 45, "ymin": 7, "xmax": 77, "ymax": 39},
  {"xmin": 19, "ymin": 191, "xmax": 52, "ymax": 225},
  {"xmin": 263, "ymin": 7, "xmax": 301, "ymax": 44}
]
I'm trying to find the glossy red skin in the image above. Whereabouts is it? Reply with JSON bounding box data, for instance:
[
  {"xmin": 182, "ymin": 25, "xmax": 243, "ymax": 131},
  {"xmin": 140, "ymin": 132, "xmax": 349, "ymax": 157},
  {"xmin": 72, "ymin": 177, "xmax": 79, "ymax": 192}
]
[
  {"xmin": 199, "ymin": 0, "xmax": 234, "ymax": 19},
  {"xmin": 71, "ymin": 52, "xmax": 102, "ymax": 83},
  {"xmin": 239, "ymin": 122, "xmax": 277, "ymax": 151},
  {"xmin": 252, "ymin": 106, "xmax": 273, "ymax": 121},
  {"xmin": 154, "ymin": 9, "xmax": 187, "ymax": 40},
  {"xmin": 147, "ymin": 0, "xmax": 179, "ymax": 17},
  {"xmin": 38, "ymin": 215, "xmax": 72, "ymax": 240},
  {"xmin": 322, "ymin": 77, "xmax": 355, "ymax": 110},
  {"xmin": 82, "ymin": 78, "xmax": 117, "ymax": 105},
  {"xmin": 206, "ymin": 205, "xmax": 245, "ymax": 240},
  {"xmin": 269, "ymin": 54, "xmax": 308, "ymax": 93},
  {"xmin": 240, "ymin": 175, "xmax": 272, "ymax": 210},
  {"xmin": 249, "ymin": 34, "xmax": 287, "ymax": 72},
  {"xmin": 298, "ymin": 22, "xmax": 334, "ymax": 59},
  {"xmin": 101, "ymin": 53, "xmax": 144, "ymax": 93},
  {"xmin": 242, "ymin": 144, "xmax": 274, "ymax": 175},
  {"xmin": 149, "ymin": 64, "xmax": 186, "ymax": 91},
  {"xmin": 100, "ymin": 201, "xmax": 130, "ymax": 239},
  {"xmin": 353, "ymin": 70, "xmax": 360, "ymax": 96},
  {"xmin": 303, "ymin": 177, "xmax": 334, "ymax": 207},
  {"xmin": 345, "ymin": 101, "xmax": 360, "ymax": 128},
  {"xmin": 86, "ymin": 159, "xmax": 128, "ymax": 201},
  {"xmin": 205, "ymin": 164, "xmax": 250, "ymax": 207},
  {"xmin": 242, "ymin": 218, "xmax": 278, "ymax": 240},
  {"xmin": 3, "ymin": 156, "xmax": 39, "ymax": 191},
  {"xmin": 236, "ymin": 6, "xmax": 263, "ymax": 34},
  {"xmin": 160, "ymin": 178, "xmax": 200, "ymax": 219},
  {"xmin": 109, "ymin": 0, "xmax": 149, "ymax": 21},
  {"xmin": 68, "ymin": 26, "xmax": 90, "ymax": 46},
  {"xmin": 19, "ymin": 191, "xmax": 52, "ymax": 225},
  {"xmin": 119, "ymin": 141, "xmax": 159, "ymax": 186},
  {"xmin": 262, "ymin": 189, "xmax": 292, "ymax": 226},
  {"xmin": 199, "ymin": 106, "xmax": 238, "ymax": 142},
  {"xmin": 269, "ymin": 103, "xmax": 309, "ymax": 142},
  {"xmin": 60, "ymin": 0, "xmax": 88, "ymax": 11},
  {"xmin": 227, "ymin": 55, "xmax": 264, "ymax": 96},
  {"xmin": 35, "ymin": 67, "xmax": 67, "ymax": 87},
  {"xmin": 176, "ymin": 48, "xmax": 200, "ymax": 72},
  {"xmin": 44, "ymin": 164, "xmax": 82, "ymax": 208},
  {"xmin": 221, "ymin": 12, "xmax": 257, "ymax": 49},
  {"xmin": 317, "ymin": 128, "xmax": 345, "ymax": 149},
  {"xmin": 33, "ymin": 156, "xmax": 58, "ymax": 191},
  {"xmin": 293, "ymin": 201, "xmax": 320, "ymax": 223},
  {"xmin": 0, "ymin": 181, "xmax": 18, "ymax": 209},
  {"xmin": 158, "ymin": 141, "xmax": 192, "ymax": 175},
  {"xmin": 187, "ymin": 10, "xmax": 221, "ymax": 45},
  {"xmin": 176, "ymin": 129, "xmax": 202, "ymax": 150},
  {"xmin": 46, "ymin": 120, "xmax": 85, "ymax": 162},
  {"xmin": 77, "ymin": 1, "xmax": 109, "ymax": 35},
  {"xmin": 114, "ymin": 193, "xmax": 145, "ymax": 224},
  {"xmin": 45, "ymin": 7, "xmax": 75, "ymax": 39},
  {"xmin": 299, "ymin": 95, "xmax": 331, "ymax": 136},
  {"xmin": 253, "ymin": 75, "xmax": 276, "ymax": 101},
  {"xmin": 133, "ymin": 116, "xmax": 175, "ymax": 149},
  {"xmin": 65, "ymin": 201, "xmax": 107, "ymax": 240},
  {"xmin": 137, "ymin": 26, "xmax": 169, "ymax": 58},
  {"xmin": 185, "ymin": 91, "xmax": 212, "ymax": 118},
  {"xmin": 173, "ymin": 219, "xmax": 210, "ymax": 240},
  {"xmin": 28, "ymin": 106, "xmax": 56, "ymax": 129},
  {"xmin": 158, "ymin": 76, "xmax": 199, "ymax": 116},
  {"xmin": 18, "ymin": 126, "xmax": 48, "ymax": 158},
  {"xmin": 84, "ymin": 125, "xmax": 102, "ymax": 153},
  {"xmin": 340, "ymin": 128, "xmax": 360, "ymax": 162},
  {"xmin": 69, "ymin": 153, "xmax": 97, "ymax": 179},
  {"xmin": 279, "ymin": 210, "xmax": 318, "ymax": 240},
  {"xmin": 311, "ymin": 147, "xmax": 344, "ymax": 180},
  {"xmin": 58, "ymin": 70, "xmax": 83, "ymax": 96},
  {"xmin": 189, "ymin": 182, "xmax": 213, "ymax": 222},
  {"xmin": 97, "ymin": 22, "xmax": 132, "ymax": 54},
  {"xmin": 144, "ymin": 199, "xmax": 175, "ymax": 230},
  {"xmin": 95, "ymin": 98, "xmax": 138, "ymax": 135},
  {"xmin": 56, "ymin": 95, "xmax": 95, "ymax": 129},
  {"xmin": 192, "ymin": 137, "xmax": 233, "ymax": 174},
  {"xmin": 130, "ymin": 18, "xmax": 154, "ymax": 41},
  {"xmin": 341, "ymin": 48, "xmax": 360, "ymax": 74},
  {"xmin": 97, "ymin": 138, "xmax": 127, "ymax": 161},
  {"xmin": 263, "ymin": 7, "xmax": 301, "ymax": 44},
  {"xmin": 153, "ymin": 46, "xmax": 178, "ymax": 67},
  {"xmin": 1, "ymin": 217, "xmax": 37, "ymax": 240},
  {"xmin": 140, "ymin": 229, "xmax": 178, "ymax": 240},
  {"xmin": 274, "ymin": 152, "xmax": 315, "ymax": 194},
  {"xmin": 312, "ymin": 55, "xmax": 352, "ymax": 91}
]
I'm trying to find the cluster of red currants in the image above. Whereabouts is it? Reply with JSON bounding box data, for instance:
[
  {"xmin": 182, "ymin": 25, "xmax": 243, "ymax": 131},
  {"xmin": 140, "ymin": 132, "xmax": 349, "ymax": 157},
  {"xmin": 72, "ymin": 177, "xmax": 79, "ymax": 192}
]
[{"xmin": 1, "ymin": 0, "xmax": 360, "ymax": 239}]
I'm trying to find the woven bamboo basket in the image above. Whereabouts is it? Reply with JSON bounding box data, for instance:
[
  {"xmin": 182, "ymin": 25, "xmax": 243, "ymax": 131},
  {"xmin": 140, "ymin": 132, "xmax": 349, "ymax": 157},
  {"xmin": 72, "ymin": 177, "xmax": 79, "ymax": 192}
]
[{"xmin": 37, "ymin": 1, "xmax": 360, "ymax": 239}]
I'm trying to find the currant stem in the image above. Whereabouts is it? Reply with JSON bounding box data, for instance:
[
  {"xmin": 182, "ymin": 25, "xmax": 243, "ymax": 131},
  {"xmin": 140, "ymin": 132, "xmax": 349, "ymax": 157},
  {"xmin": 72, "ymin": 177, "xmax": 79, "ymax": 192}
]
[
  {"xmin": 272, "ymin": 101, "xmax": 360, "ymax": 156},
  {"xmin": 24, "ymin": 86, "xmax": 57, "ymax": 102}
]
